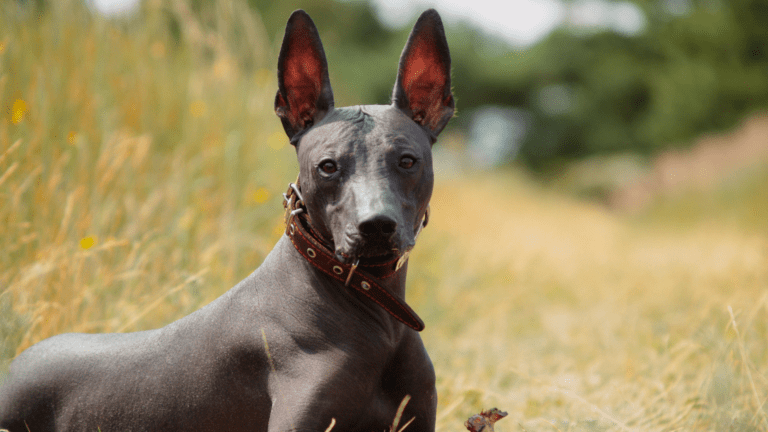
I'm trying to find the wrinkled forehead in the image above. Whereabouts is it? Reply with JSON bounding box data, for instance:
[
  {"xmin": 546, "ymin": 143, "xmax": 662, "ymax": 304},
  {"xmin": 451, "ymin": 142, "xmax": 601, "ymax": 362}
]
[{"xmin": 296, "ymin": 105, "xmax": 431, "ymax": 155}]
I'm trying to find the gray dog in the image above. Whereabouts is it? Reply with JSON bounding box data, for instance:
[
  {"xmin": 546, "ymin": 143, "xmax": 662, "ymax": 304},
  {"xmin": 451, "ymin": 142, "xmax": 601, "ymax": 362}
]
[{"xmin": 0, "ymin": 8, "xmax": 453, "ymax": 431}]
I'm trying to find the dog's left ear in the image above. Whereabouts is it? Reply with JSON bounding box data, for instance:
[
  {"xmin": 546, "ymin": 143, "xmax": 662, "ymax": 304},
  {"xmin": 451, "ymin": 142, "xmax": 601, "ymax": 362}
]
[{"xmin": 392, "ymin": 9, "xmax": 454, "ymax": 143}]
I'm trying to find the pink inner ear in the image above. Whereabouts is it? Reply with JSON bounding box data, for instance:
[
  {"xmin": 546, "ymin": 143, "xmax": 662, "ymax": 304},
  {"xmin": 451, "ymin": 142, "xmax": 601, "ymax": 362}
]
[
  {"xmin": 402, "ymin": 33, "xmax": 448, "ymax": 130},
  {"xmin": 282, "ymin": 29, "xmax": 324, "ymax": 127}
]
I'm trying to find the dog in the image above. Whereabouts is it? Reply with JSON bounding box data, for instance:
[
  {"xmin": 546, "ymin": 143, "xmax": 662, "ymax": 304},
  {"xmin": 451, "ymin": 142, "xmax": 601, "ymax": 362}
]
[{"xmin": 0, "ymin": 8, "xmax": 453, "ymax": 431}]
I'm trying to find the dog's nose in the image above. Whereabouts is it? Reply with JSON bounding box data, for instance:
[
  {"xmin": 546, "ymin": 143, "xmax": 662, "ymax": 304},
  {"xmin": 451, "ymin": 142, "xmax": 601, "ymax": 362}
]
[{"xmin": 359, "ymin": 215, "xmax": 397, "ymax": 239}]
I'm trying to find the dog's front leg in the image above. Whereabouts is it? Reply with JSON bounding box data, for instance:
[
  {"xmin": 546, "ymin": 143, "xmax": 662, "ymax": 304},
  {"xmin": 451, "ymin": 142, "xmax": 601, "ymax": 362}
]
[
  {"xmin": 263, "ymin": 352, "xmax": 398, "ymax": 432},
  {"xmin": 265, "ymin": 375, "xmax": 364, "ymax": 431}
]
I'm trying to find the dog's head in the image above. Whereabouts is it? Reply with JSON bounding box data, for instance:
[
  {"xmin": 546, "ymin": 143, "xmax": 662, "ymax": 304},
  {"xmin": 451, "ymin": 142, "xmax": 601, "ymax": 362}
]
[{"xmin": 275, "ymin": 9, "xmax": 453, "ymax": 264}]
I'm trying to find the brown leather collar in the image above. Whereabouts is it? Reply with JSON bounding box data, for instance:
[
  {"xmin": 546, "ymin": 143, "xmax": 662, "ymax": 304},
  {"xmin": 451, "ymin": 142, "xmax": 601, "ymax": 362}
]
[{"xmin": 283, "ymin": 182, "xmax": 426, "ymax": 332}]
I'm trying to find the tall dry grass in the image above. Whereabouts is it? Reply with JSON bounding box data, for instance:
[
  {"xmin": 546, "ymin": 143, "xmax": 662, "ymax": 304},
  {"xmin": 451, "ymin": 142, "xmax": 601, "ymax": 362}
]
[
  {"xmin": 415, "ymin": 171, "xmax": 768, "ymax": 431},
  {"xmin": 0, "ymin": 0, "xmax": 295, "ymax": 363},
  {"xmin": 1, "ymin": 1, "xmax": 767, "ymax": 431}
]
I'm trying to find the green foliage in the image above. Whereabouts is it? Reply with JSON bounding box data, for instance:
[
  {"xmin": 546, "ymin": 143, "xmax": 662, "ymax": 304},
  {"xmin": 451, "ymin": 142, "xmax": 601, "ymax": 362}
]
[{"xmin": 510, "ymin": 1, "xmax": 768, "ymax": 166}]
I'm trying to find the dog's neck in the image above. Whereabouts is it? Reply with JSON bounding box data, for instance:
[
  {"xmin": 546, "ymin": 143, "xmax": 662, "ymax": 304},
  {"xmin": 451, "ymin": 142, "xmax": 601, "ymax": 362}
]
[{"xmin": 281, "ymin": 210, "xmax": 424, "ymax": 331}]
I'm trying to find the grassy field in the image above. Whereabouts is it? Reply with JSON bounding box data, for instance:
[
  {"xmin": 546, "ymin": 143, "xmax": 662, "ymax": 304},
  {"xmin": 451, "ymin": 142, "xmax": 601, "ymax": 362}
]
[
  {"xmin": 419, "ymin": 170, "xmax": 767, "ymax": 431},
  {"xmin": 2, "ymin": 1, "xmax": 767, "ymax": 431}
]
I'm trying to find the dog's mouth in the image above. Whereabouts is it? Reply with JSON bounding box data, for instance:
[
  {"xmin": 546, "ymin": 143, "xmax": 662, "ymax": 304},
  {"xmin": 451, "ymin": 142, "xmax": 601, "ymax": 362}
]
[
  {"xmin": 333, "ymin": 227, "xmax": 412, "ymax": 266},
  {"xmin": 334, "ymin": 241, "xmax": 404, "ymax": 266}
]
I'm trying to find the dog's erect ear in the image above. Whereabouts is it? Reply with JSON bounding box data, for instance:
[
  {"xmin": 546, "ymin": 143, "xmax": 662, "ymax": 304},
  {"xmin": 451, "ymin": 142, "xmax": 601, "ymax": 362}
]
[
  {"xmin": 275, "ymin": 10, "xmax": 334, "ymax": 140},
  {"xmin": 392, "ymin": 9, "xmax": 454, "ymax": 142}
]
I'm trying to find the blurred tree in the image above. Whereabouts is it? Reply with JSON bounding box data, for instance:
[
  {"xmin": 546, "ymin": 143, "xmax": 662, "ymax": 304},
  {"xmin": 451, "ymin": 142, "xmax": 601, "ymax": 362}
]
[{"xmin": 514, "ymin": 0, "xmax": 768, "ymax": 167}]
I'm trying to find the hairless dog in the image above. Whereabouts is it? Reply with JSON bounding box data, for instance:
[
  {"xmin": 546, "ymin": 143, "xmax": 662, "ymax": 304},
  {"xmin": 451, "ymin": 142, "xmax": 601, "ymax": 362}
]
[{"xmin": 0, "ymin": 8, "xmax": 454, "ymax": 432}]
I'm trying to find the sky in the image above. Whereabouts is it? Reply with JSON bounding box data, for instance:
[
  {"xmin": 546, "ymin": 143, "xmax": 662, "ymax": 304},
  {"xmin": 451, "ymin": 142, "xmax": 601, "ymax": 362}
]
[
  {"xmin": 370, "ymin": 0, "xmax": 566, "ymax": 47},
  {"xmin": 369, "ymin": 0, "xmax": 646, "ymax": 47},
  {"xmin": 88, "ymin": 0, "xmax": 646, "ymax": 48}
]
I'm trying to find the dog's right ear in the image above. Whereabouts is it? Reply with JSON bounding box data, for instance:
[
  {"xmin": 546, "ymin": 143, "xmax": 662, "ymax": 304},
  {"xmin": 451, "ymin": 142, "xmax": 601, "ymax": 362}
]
[{"xmin": 275, "ymin": 10, "xmax": 334, "ymax": 140}]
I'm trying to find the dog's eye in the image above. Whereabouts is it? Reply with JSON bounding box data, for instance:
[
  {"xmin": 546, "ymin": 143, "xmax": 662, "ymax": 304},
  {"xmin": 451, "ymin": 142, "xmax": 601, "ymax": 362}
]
[
  {"xmin": 319, "ymin": 160, "xmax": 337, "ymax": 175},
  {"xmin": 399, "ymin": 156, "xmax": 416, "ymax": 170}
]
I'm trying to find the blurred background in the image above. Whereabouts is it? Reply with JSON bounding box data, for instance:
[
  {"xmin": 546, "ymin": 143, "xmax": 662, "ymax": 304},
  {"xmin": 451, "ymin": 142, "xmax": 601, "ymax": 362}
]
[
  {"xmin": 1, "ymin": 0, "xmax": 767, "ymax": 430},
  {"xmin": 76, "ymin": 0, "xmax": 768, "ymax": 210}
]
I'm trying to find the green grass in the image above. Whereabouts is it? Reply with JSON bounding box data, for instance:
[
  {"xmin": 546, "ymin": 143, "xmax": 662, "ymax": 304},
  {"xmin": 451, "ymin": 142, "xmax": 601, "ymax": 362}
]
[{"xmin": 2, "ymin": 1, "xmax": 767, "ymax": 431}]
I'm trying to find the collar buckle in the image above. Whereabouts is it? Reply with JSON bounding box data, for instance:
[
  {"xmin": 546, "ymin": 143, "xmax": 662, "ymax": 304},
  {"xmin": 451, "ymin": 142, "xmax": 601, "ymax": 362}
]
[{"xmin": 283, "ymin": 180, "xmax": 305, "ymax": 227}]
